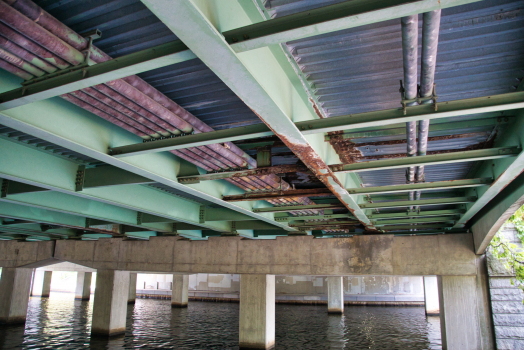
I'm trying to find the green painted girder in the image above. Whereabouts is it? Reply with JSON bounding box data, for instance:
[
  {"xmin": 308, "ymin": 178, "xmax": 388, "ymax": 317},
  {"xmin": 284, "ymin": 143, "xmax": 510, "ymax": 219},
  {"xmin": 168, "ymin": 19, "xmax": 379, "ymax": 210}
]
[
  {"xmin": 360, "ymin": 196, "xmax": 476, "ymax": 209},
  {"xmin": 0, "ymin": 69, "xmax": 287, "ymax": 231},
  {"xmin": 225, "ymin": 0, "xmax": 481, "ymax": 52},
  {"xmin": 275, "ymin": 213, "xmax": 353, "ymax": 222},
  {"xmin": 372, "ymin": 216, "xmax": 460, "ymax": 225},
  {"xmin": 253, "ymin": 203, "xmax": 347, "ymax": 213},
  {"xmin": 289, "ymin": 220, "xmax": 357, "ymax": 228},
  {"xmin": 0, "ymin": 190, "xmax": 173, "ymax": 233},
  {"xmin": 0, "ymin": 137, "xmax": 233, "ymax": 233},
  {"xmin": 179, "ymin": 147, "xmax": 514, "ymax": 182},
  {"xmin": 331, "ymin": 147, "xmax": 519, "ymax": 173},
  {"xmin": 0, "ymin": 201, "xmax": 96, "ymax": 231},
  {"xmin": 254, "ymin": 196, "xmax": 474, "ymax": 212},
  {"xmin": 109, "ymin": 92, "xmax": 524, "ymax": 157},
  {"xmin": 380, "ymin": 223, "xmax": 454, "ymax": 231},
  {"xmin": 202, "ymin": 207, "xmax": 258, "ymax": 222},
  {"xmin": 0, "ymin": 40, "xmax": 195, "ymax": 111},
  {"xmin": 80, "ymin": 165, "xmax": 155, "ymax": 189},
  {"xmin": 235, "ymin": 220, "xmax": 282, "ymax": 230},
  {"xmin": 353, "ymin": 178, "xmax": 491, "ymax": 194},
  {"xmin": 366, "ymin": 191, "xmax": 464, "ymax": 202},
  {"xmin": 143, "ymin": 0, "xmax": 375, "ymax": 230},
  {"xmin": 367, "ymin": 209, "xmax": 465, "ymax": 219},
  {"xmin": 1, "ymin": 179, "xmax": 50, "ymax": 196},
  {"xmin": 221, "ymin": 178, "xmax": 490, "ymax": 201},
  {"xmin": 253, "ymin": 230, "xmax": 289, "ymax": 237},
  {"xmin": 455, "ymin": 110, "xmax": 524, "ymax": 229},
  {"xmin": 324, "ymin": 117, "xmax": 510, "ymax": 141}
]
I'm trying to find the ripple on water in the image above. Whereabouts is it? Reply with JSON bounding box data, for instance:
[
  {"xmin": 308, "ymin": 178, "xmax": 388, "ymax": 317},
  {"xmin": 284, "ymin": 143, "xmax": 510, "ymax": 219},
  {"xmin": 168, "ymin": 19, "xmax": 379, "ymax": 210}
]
[{"xmin": 0, "ymin": 293, "xmax": 441, "ymax": 349}]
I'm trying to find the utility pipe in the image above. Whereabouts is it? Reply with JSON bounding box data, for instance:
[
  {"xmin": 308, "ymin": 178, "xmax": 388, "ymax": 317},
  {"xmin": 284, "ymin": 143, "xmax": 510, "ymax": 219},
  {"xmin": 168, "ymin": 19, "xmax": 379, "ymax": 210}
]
[
  {"xmin": 416, "ymin": 10, "xmax": 441, "ymax": 200},
  {"xmin": 401, "ymin": 15, "xmax": 419, "ymax": 205}
]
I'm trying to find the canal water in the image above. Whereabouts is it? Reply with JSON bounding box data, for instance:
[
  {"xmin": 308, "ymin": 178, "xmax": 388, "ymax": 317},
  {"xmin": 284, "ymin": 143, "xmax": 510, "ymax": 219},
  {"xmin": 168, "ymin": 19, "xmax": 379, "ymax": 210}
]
[{"xmin": 0, "ymin": 293, "xmax": 441, "ymax": 349}]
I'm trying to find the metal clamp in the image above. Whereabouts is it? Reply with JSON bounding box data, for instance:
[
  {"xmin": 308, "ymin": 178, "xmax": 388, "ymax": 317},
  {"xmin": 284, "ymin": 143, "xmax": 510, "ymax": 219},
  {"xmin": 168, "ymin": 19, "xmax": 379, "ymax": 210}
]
[{"xmin": 399, "ymin": 81, "xmax": 438, "ymax": 115}]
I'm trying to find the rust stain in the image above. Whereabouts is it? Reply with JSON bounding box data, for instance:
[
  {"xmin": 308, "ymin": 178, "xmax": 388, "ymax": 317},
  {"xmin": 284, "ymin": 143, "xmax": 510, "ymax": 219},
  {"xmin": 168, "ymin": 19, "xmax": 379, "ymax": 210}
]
[{"xmin": 309, "ymin": 98, "xmax": 325, "ymax": 119}]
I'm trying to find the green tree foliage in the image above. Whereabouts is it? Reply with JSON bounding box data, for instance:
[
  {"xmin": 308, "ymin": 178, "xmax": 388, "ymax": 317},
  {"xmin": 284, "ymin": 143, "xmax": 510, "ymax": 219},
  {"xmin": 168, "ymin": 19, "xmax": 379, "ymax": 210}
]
[{"xmin": 489, "ymin": 205, "xmax": 524, "ymax": 302}]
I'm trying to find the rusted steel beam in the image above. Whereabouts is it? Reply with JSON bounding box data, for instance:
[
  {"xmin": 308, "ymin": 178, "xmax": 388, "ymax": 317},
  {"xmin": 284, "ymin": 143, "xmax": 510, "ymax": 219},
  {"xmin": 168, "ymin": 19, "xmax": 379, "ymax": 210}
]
[
  {"xmin": 331, "ymin": 147, "xmax": 520, "ymax": 173},
  {"xmin": 253, "ymin": 203, "xmax": 347, "ymax": 213},
  {"xmin": 360, "ymin": 196, "xmax": 477, "ymax": 209},
  {"xmin": 178, "ymin": 164, "xmax": 308, "ymax": 184},
  {"xmin": 222, "ymin": 178, "xmax": 492, "ymax": 201},
  {"xmin": 223, "ymin": 188, "xmax": 333, "ymax": 201},
  {"xmin": 380, "ymin": 223, "xmax": 454, "ymax": 231},
  {"xmin": 180, "ymin": 145, "xmax": 516, "ymax": 181}
]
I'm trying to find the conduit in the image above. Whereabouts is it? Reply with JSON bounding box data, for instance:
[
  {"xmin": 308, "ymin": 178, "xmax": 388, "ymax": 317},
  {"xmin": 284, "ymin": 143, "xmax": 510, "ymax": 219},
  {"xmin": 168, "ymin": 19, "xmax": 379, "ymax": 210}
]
[
  {"xmin": 401, "ymin": 15, "xmax": 419, "ymax": 207},
  {"xmin": 416, "ymin": 10, "xmax": 441, "ymax": 201},
  {"xmin": 0, "ymin": 0, "xmax": 317, "ymax": 215}
]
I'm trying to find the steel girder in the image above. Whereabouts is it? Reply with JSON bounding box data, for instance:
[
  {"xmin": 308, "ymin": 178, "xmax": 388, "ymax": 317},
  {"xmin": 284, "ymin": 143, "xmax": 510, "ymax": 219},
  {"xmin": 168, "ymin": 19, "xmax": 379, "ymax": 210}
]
[
  {"xmin": 0, "ymin": 0, "xmax": 480, "ymax": 112},
  {"xmin": 109, "ymin": 92, "xmax": 524, "ymax": 157},
  {"xmin": 0, "ymin": 136, "xmax": 239, "ymax": 233},
  {"xmin": 0, "ymin": 70, "xmax": 292, "ymax": 231},
  {"xmin": 141, "ymin": 0, "xmax": 376, "ymax": 230}
]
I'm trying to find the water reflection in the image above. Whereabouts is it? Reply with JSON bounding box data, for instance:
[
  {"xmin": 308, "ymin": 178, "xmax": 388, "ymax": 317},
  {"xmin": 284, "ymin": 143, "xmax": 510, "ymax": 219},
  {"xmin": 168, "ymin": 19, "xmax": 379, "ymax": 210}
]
[{"xmin": 0, "ymin": 293, "xmax": 441, "ymax": 349}]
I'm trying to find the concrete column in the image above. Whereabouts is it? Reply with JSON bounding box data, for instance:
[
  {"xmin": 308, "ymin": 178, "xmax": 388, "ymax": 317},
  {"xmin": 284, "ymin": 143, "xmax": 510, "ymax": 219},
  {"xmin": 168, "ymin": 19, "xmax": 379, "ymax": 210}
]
[
  {"xmin": 423, "ymin": 276, "xmax": 439, "ymax": 315},
  {"xmin": 0, "ymin": 268, "xmax": 32, "ymax": 325},
  {"xmin": 438, "ymin": 275, "xmax": 490, "ymax": 350},
  {"xmin": 239, "ymin": 274, "xmax": 275, "ymax": 349},
  {"xmin": 128, "ymin": 273, "xmax": 137, "ymax": 304},
  {"xmin": 327, "ymin": 276, "xmax": 344, "ymax": 314},
  {"xmin": 91, "ymin": 270, "xmax": 130, "ymax": 337},
  {"xmin": 31, "ymin": 270, "xmax": 52, "ymax": 298},
  {"xmin": 75, "ymin": 272, "xmax": 92, "ymax": 300},
  {"xmin": 171, "ymin": 274, "xmax": 189, "ymax": 308}
]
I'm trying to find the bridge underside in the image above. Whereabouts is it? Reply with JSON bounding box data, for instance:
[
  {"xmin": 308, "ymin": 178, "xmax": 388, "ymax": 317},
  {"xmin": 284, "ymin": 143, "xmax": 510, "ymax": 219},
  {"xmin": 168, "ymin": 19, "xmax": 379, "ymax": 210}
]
[{"xmin": 0, "ymin": 0, "xmax": 522, "ymax": 348}]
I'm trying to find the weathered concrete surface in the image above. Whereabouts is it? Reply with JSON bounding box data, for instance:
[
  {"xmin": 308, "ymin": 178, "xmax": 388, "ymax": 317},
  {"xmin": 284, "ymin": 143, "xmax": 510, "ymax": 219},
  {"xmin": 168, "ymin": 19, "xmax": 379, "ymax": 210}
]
[
  {"xmin": 327, "ymin": 276, "xmax": 343, "ymax": 314},
  {"xmin": 239, "ymin": 274, "xmax": 275, "ymax": 349},
  {"xmin": 75, "ymin": 272, "xmax": 92, "ymax": 300},
  {"xmin": 0, "ymin": 267, "xmax": 32, "ymax": 324},
  {"xmin": 91, "ymin": 270, "xmax": 130, "ymax": 337},
  {"xmin": 424, "ymin": 276, "xmax": 440, "ymax": 315},
  {"xmin": 128, "ymin": 273, "xmax": 137, "ymax": 304},
  {"xmin": 0, "ymin": 240, "xmax": 56, "ymax": 268},
  {"xmin": 438, "ymin": 262, "xmax": 495, "ymax": 350},
  {"xmin": 171, "ymin": 274, "xmax": 188, "ymax": 308},
  {"xmin": 39, "ymin": 262, "xmax": 96, "ymax": 272},
  {"xmin": 438, "ymin": 276, "xmax": 480, "ymax": 350},
  {"xmin": 43, "ymin": 234, "xmax": 477, "ymax": 276},
  {"xmin": 31, "ymin": 270, "xmax": 52, "ymax": 297}
]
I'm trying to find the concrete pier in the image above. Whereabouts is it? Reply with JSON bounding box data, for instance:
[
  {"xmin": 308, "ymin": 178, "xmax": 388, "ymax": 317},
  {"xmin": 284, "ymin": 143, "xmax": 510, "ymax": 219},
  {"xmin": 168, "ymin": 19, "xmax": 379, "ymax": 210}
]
[
  {"xmin": 128, "ymin": 273, "xmax": 137, "ymax": 304},
  {"xmin": 171, "ymin": 274, "xmax": 189, "ymax": 308},
  {"xmin": 239, "ymin": 274, "xmax": 275, "ymax": 349},
  {"xmin": 75, "ymin": 272, "xmax": 92, "ymax": 300},
  {"xmin": 423, "ymin": 276, "xmax": 439, "ymax": 315},
  {"xmin": 0, "ymin": 268, "xmax": 32, "ymax": 324},
  {"xmin": 327, "ymin": 276, "xmax": 344, "ymax": 314},
  {"xmin": 438, "ymin": 276, "xmax": 483, "ymax": 350},
  {"xmin": 91, "ymin": 270, "xmax": 130, "ymax": 337},
  {"xmin": 31, "ymin": 270, "xmax": 52, "ymax": 298}
]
